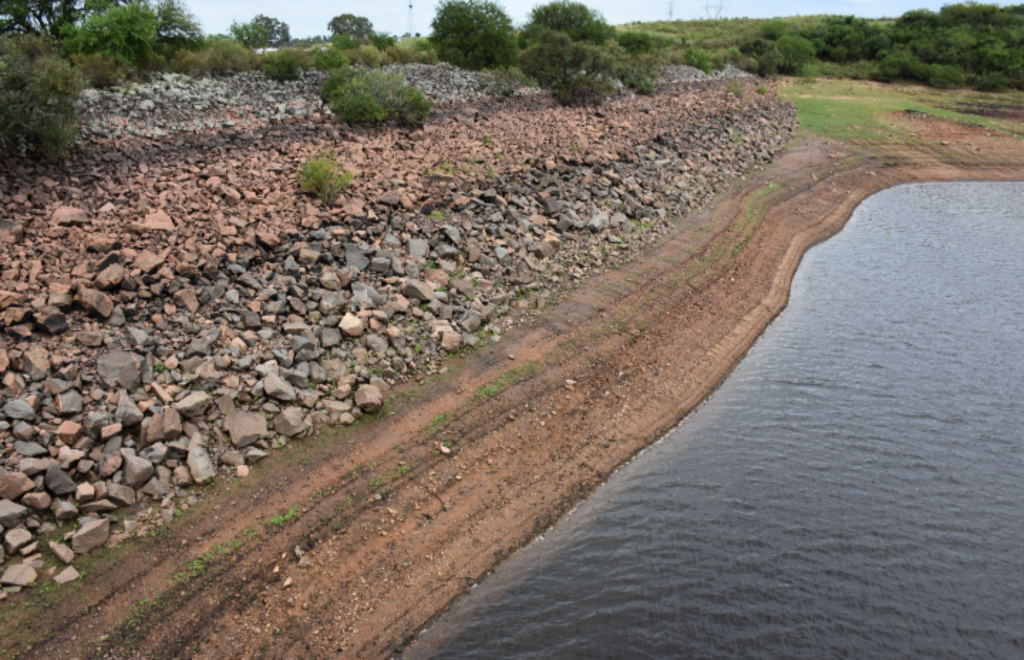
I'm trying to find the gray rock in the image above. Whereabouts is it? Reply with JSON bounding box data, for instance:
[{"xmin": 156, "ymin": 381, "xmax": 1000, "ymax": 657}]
[
  {"xmin": 123, "ymin": 453, "xmax": 154, "ymax": 489},
  {"xmin": 13, "ymin": 440, "xmax": 47, "ymax": 458},
  {"xmin": 106, "ymin": 484, "xmax": 136, "ymax": 507},
  {"xmin": 402, "ymin": 279, "xmax": 435, "ymax": 302},
  {"xmin": 72, "ymin": 518, "xmax": 110, "ymax": 554},
  {"xmin": 115, "ymin": 391, "xmax": 144, "ymax": 427},
  {"xmin": 354, "ymin": 385, "xmax": 383, "ymax": 413},
  {"xmin": 187, "ymin": 328, "xmax": 221, "ymax": 357},
  {"xmin": 21, "ymin": 347, "xmax": 50, "ymax": 381},
  {"xmin": 4, "ymin": 399, "xmax": 36, "ymax": 421},
  {"xmin": 175, "ymin": 391, "xmax": 212, "ymax": 417},
  {"xmin": 0, "ymin": 563, "xmax": 37, "ymax": 587},
  {"xmin": 351, "ymin": 282, "xmax": 385, "ymax": 310},
  {"xmin": 53, "ymin": 499, "xmax": 78, "ymax": 520},
  {"xmin": 588, "ymin": 214, "xmax": 609, "ymax": 232},
  {"xmin": 45, "ymin": 462, "xmax": 77, "ymax": 496},
  {"xmin": 345, "ymin": 243, "xmax": 370, "ymax": 271},
  {"xmin": 263, "ymin": 373, "xmax": 296, "ymax": 402},
  {"xmin": 56, "ymin": 389, "xmax": 84, "ymax": 415},
  {"xmin": 187, "ymin": 445, "xmax": 216, "ymax": 486},
  {"xmin": 407, "ymin": 238, "xmax": 430, "ymax": 258},
  {"xmin": 441, "ymin": 224, "xmax": 462, "ymax": 244},
  {"xmin": 144, "ymin": 408, "xmax": 182, "ymax": 445},
  {"xmin": 224, "ymin": 411, "xmax": 267, "ymax": 447},
  {"xmin": 0, "ymin": 472, "xmax": 34, "ymax": 500},
  {"xmin": 97, "ymin": 350, "xmax": 143, "ymax": 390},
  {"xmin": 0, "ymin": 499, "xmax": 29, "ymax": 529},
  {"xmin": 274, "ymin": 407, "xmax": 308, "ymax": 437}
]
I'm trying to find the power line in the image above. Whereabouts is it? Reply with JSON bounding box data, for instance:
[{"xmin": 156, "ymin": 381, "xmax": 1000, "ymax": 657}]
[
  {"xmin": 669, "ymin": 1, "xmax": 674, "ymax": 20},
  {"xmin": 704, "ymin": 0, "xmax": 724, "ymax": 20}
]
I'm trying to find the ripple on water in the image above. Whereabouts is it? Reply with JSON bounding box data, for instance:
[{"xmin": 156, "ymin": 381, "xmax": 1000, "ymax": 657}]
[{"xmin": 404, "ymin": 182, "xmax": 1024, "ymax": 660}]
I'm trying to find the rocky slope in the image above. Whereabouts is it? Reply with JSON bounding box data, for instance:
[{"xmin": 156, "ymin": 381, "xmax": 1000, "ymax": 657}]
[{"xmin": 0, "ymin": 71, "xmax": 794, "ymax": 595}]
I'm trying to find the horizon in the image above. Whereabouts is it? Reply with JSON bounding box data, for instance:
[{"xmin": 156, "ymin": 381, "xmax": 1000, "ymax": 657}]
[{"xmin": 186, "ymin": 1, "xmax": 961, "ymax": 41}]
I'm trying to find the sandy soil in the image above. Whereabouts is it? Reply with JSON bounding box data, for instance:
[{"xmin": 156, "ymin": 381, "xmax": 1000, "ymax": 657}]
[{"xmin": 5, "ymin": 116, "xmax": 1023, "ymax": 660}]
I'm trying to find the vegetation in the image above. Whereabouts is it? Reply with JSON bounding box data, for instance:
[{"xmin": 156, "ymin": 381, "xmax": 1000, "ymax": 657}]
[
  {"xmin": 262, "ymin": 48, "xmax": 307, "ymax": 82},
  {"xmin": 298, "ymin": 149, "xmax": 354, "ymax": 204},
  {"xmin": 321, "ymin": 68, "xmax": 433, "ymax": 125},
  {"xmin": 61, "ymin": 2, "xmax": 159, "ymax": 68},
  {"xmin": 0, "ymin": 33, "xmax": 82, "ymax": 156},
  {"xmin": 328, "ymin": 13, "xmax": 373, "ymax": 40},
  {"xmin": 521, "ymin": 0, "xmax": 614, "ymax": 47},
  {"xmin": 430, "ymin": 0, "xmax": 518, "ymax": 71},
  {"xmin": 521, "ymin": 29, "xmax": 616, "ymax": 104}
]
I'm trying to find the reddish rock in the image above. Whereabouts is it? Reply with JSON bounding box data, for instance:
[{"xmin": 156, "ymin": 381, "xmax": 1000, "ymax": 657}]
[{"xmin": 52, "ymin": 206, "xmax": 90, "ymax": 226}]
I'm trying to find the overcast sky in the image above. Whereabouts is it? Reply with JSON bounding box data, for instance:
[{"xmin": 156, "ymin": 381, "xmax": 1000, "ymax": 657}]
[{"xmin": 190, "ymin": 1, "xmax": 955, "ymax": 40}]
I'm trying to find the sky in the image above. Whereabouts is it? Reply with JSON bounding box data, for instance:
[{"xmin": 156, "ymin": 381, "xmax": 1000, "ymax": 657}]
[{"xmin": 190, "ymin": 1, "xmax": 956, "ymax": 40}]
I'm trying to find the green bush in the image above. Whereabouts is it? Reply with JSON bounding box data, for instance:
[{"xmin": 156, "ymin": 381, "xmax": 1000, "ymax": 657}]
[
  {"xmin": 684, "ymin": 47, "xmax": 712, "ymax": 73},
  {"xmin": 618, "ymin": 31, "xmax": 654, "ymax": 55},
  {"xmin": 347, "ymin": 44, "xmax": 383, "ymax": 68},
  {"xmin": 928, "ymin": 64, "xmax": 965, "ymax": 88},
  {"xmin": 776, "ymin": 34, "xmax": 816, "ymax": 75},
  {"xmin": 975, "ymin": 71, "xmax": 1009, "ymax": 92},
  {"xmin": 299, "ymin": 149, "xmax": 354, "ymax": 204},
  {"xmin": 61, "ymin": 2, "xmax": 159, "ymax": 68},
  {"xmin": 262, "ymin": 49, "xmax": 308, "ymax": 82},
  {"xmin": 70, "ymin": 52, "xmax": 125, "ymax": 88},
  {"xmin": 761, "ymin": 19, "xmax": 789, "ymax": 41},
  {"xmin": 617, "ymin": 53, "xmax": 660, "ymax": 95},
  {"xmin": 229, "ymin": 20, "xmax": 268, "ymax": 50},
  {"xmin": 756, "ymin": 84, "xmax": 768, "ymax": 94},
  {"xmin": 0, "ymin": 34, "xmax": 82, "ymax": 157},
  {"xmin": 323, "ymin": 69, "xmax": 434, "ymax": 124},
  {"xmin": 319, "ymin": 66, "xmax": 358, "ymax": 105},
  {"xmin": 523, "ymin": 0, "xmax": 614, "ymax": 46},
  {"xmin": 478, "ymin": 67, "xmax": 535, "ymax": 96},
  {"xmin": 430, "ymin": 0, "xmax": 519, "ymax": 71},
  {"xmin": 725, "ymin": 78, "xmax": 746, "ymax": 98},
  {"xmin": 520, "ymin": 30, "xmax": 616, "ymax": 104},
  {"xmin": 384, "ymin": 45, "xmax": 438, "ymax": 65},
  {"xmin": 313, "ymin": 46, "xmax": 350, "ymax": 71},
  {"xmin": 740, "ymin": 39, "xmax": 785, "ymax": 76},
  {"xmin": 171, "ymin": 38, "xmax": 259, "ymax": 76},
  {"xmin": 369, "ymin": 32, "xmax": 397, "ymax": 51},
  {"xmin": 331, "ymin": 34, "xmax": 362, "ymax": 50}
]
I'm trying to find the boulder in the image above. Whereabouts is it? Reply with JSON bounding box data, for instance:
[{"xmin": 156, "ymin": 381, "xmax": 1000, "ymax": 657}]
[
  {"xmin": 175, "ymin": 391, "xmax": 212, "ymax": 417},
  {"xmin": 224, "ymin": 411, "xmax": 267, "ymax": 448},
  {"xmin": 96, "ymin": 350, "xmax": 143, "ymax": 390},
  {"xmin": 72, "ymin": 518, "xmax": 110, "ymax": 554},
  {"xmin": 187, "ymin": 446, "xmax": 216, "ymax": 486},
  {"xmin": 274, "ymin": 407, "xmax": 308, "ymax": 437},
  {"xmin": 354, "ymin": 385, "xmax": 383, "ymax": 413}
]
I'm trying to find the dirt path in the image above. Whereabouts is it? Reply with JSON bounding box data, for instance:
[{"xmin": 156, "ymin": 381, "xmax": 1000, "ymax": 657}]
[{"xmin": 6, "ymin": 119, "xmax": 1023, "ymax": 660}]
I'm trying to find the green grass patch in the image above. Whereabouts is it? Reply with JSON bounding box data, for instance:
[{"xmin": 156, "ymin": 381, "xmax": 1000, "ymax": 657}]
[{"xmin": 266, "ymin": 506, "xmax": 300, "ymax": 528}]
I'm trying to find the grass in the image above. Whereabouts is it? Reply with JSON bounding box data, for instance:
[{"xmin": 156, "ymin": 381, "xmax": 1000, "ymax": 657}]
[
  {"xmin": 618, "ymin": 15, "xmax": 830, "ymax": 50},
  {"xmin": 266, "ymin": 506, "xmax": 299, "ymax": 527},
  {"xmin": 780, "ymin": 79, "xmax": 1024, "ymax": 141}
]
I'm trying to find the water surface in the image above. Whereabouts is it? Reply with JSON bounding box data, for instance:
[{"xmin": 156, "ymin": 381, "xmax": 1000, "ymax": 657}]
[{"xmin": 405, "ymin": 181, "xmax": 1024, "ymax": 659}]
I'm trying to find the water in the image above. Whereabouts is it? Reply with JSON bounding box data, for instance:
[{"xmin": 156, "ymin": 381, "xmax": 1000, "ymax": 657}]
[{"xmin": 404, "ymin": 182, "xmax": 1024, "ymax": 659}]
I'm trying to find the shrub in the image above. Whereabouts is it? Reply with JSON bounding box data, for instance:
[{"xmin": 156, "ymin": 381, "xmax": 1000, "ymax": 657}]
[
  {"xmin": 262, "ymin": 49, "xmax": 308, "ymax": 82},
  {"xmin": 928, "ymin": 64, "xmax": 964, "ymax": 89},
  {"xmin": 725, "ymin": 78, "xmax": 746, "ymax": 98},
  {"xmin": 347, "ymin": 44, "xmax": 383, "ymax": 68},
  {"xmin": 331, "ymin": 34, "xmax": 361, "ymax": 50},
  {"xmin": 761, "ymin": 19, "xmax": 789, "ymax": 41},
  {"xmin": 618, "ymin": 31, "xmax": 654, "ymax": 55},
  {"xmin": 299, "ymin": 149, "xmax": 354, "ymax": 204},
  {"xmin": 478, "ymin": 67, "xmax": 535, "ymax": 96},
  {"xmin": 430, "ymin": 0, "xmax": 518, "ymax": 71},
  {"xmin": 520, "ymin": 30, "xmax": 616, "ymax": 104},
  {"xmin": 975, "ymin": 71, "xmax": 1009, "ymax": 92},
  {"xmin": 684, "ymin": 47, "xmax": 712, "ymax": 73},
  {"xmin": 776, "ymin": 34, "xmax": 816, "ymax": 75},
  {"xmin": 171, "ymin": 38, "xmax": 259, "ymax": 76},
  {"xmin": 319, "ymin": 66, "xmax": 358, "ymax": 105},
  {"xmin": 524, "ymin": 0, "xmax": 613, "ymax": 46},
  {"xmin": 384, "ymin": 45, "xmax": 438, "ymax": 65},
  {"xmin": 70, "ymin": 52, "xmax": 125, "ymax": 88},
  {"xmin": 617, "ymin": 54, "xmax": 661, "ymax": 95},
  {"xmin": 740, "ymin": 39, "xmax": 785, "ymax": 76},
  {"xmin": 61, "ymin": 2, "xmax": 159, "ymax": 68},
  {"xmin": 323, "ymin": 69, "xmax": 434, "ymax": 124},
  {"xmin": 313, "ymin": 47, "xmax": 350, "ymax": 71},
  {"xmin": 756, "ymin": 84, "xmax": 768, "ymax": 94},
  {"xmin": 0, "ymin": 34, "xmax": 82, "ymax": 157},
  {"xmin": 369, "ymin": 32, "xmax": 397, "ymax": 51}
]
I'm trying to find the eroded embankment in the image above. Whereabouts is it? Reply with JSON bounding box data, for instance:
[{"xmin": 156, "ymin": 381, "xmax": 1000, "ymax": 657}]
[{"xmin": 3, "ymin": 107, "xmax": 1023, "ymax": 660}]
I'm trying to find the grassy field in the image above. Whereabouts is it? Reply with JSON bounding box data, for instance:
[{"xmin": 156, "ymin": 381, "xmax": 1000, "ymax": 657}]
[
  {"xmin": 618, "ymin": 16, "xmax": 830, "ymax": 49},
  {"xmin": 779, "ymin": 79, "xmax": 1024, "ymax": 141}
]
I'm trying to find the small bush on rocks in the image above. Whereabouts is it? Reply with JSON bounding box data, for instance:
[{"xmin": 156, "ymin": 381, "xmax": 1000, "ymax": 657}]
[
  {"xmin": 430, "ymin": 0, "xmax": 519, "ymax": 71},
  {"xmin": 323, "ymin": 69, "xmax": 433, "ymax": 124},
  {"xmin": 520, "ymin": 30, "xmax": 616, "ymax": 104},
  {"xmin": 171, "ymin": 38, "xmax": 259, "ymax": 76},
  {"xmin": 71, "ymin": 52, "xmax": 126, "ymax": 88},
  {"xmin": 684, "ymin": 47, "xmax": 712, "ymax": 74},
  {"xmin": 262, "ymin": 49, "xmax": 309, "ymax": 82},
  {"xmin": 0, "ymin": 34, "xmax": 82, "ymax": 157},
  {"xmin": 617, "ymin": 53, "xmax": 661, "ymax": 95},
  {"xmin": 725, "ymin": 78, "xmax": 746, "ymax": 98},
  {"xmin": 61, "ymin": 2, "xmax": 159, "ymax": 68},
  {"xmin": 618, "ymin": 30, "xmax": 654, "ymax": 55},
  {"xmin": 477, "ymin": 67, "xmax": 535, "ymax": 96},
  {"xmin": 299, "ymin": 149, "xmax": 355, "ymax": 204}
]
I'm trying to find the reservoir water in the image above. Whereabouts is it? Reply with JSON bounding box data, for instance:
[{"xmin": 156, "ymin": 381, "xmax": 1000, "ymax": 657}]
[{"xmin": 404, "ymin": 181, "xmax": 1024, "ymax": 659}]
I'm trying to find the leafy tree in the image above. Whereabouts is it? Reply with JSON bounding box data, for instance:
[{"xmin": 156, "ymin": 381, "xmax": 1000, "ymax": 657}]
[
  {"xmin": 740, "ymin": 38, "xmax": 785, "ymax": 76},
  {"xmin": 775, "ymin": 34, "xmax": 815, "ymax": 74},
  {"xmin": 761, "ymin": 19, "xmax": 788, "ymax": 40},
  {"xmin": 152, "ymin": 0, "xmax": 201, "ymax": 56},
  {"xmin": 62, "ymin": 1, "xmax": 158, "ymax": 67},
  {"xmin": 520, "ymin": 29, "xmax": 615, "ymax": 104},
  {"xmin": 1, "ymin": 0, "xmax": 121, "ymax": 37},
  {"xmin": 251, "ymin": 13, "xmax": 288, "ymax": 47},
  {"xmin": 229, "ymin": 19, "xmax": 265, "ymax": 49},
  {"xmin": 429, "ymin": 0, "xmax": 517, "ymax": 71},
  {"xmin": 0, "ymin": 33, "xmax": 82, "ymax": 156},
  {"xmin": 328, "ymin": 13, "xmax": 372, "ymax": 39},
  {"xmin": 617, "ymin": 30, "xmax": 653, "ymax": 55},
  {"xmin": 523, "ymin": 0, "xmax": 612, "ymax": 46}
]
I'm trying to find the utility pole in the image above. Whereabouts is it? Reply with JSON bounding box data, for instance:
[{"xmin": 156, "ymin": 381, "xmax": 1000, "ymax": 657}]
[
  {"xmin": 704, "ymin": 0, "xmax": 724, "ymax": 20},
  {"xmin": 407, "ymin": 1, "xmax": 415, "ymax": 37},
  {"xmin": 669, "ymin": 1, "xmax": 673, "ymax": 20}
]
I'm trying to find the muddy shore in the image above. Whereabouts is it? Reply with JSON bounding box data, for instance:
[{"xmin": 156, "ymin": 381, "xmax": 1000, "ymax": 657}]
[{"xmin": 2, "ymin": 92, "xmax": 1023, "ymax": 658}]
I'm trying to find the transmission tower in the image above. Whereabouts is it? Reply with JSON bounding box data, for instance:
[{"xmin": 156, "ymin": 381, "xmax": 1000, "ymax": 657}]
[
  {"xmin": 669, "ymin": 1, "xmax": 673, "ymax": 20},
  {"xmin": 704, "ymin": 0, "xmax": 724, "ymax": 19},
  {"xmin": 407, "ymin": 1, "xmax": 415, "ymax": 37}
]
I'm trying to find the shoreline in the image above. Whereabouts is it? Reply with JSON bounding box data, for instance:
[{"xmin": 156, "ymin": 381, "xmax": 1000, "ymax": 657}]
[{"xmin": 4, "ymin": 114, "xmax": 1024, "ymax": 659}]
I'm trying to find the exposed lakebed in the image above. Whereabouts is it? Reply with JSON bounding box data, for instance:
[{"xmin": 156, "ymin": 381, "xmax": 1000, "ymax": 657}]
[{"xmin": 405, "ymin": 181, "xmax": 1024, "ymax": 659}]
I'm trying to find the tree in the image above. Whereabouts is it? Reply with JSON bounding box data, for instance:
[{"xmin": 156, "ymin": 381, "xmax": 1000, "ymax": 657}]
[
  {"xmin": 429, "ymin": 0, "xmax": 517, "ymax": 71},
  {"xmin": 61, "ymin": 2, "xmax": 158, "ymax": 67},
  {"xmin": 229, "ymin": 19, "xmax": 266, "ymax": 49},
  {"xmin": 523, "ymin": 0, "xmax": 612, "ymax": 46},
  {"xmin": 520, "ymin": 29, "xmax": 615, "ymax": 104},
  {"xmin": 152, "ymin": 0, "xmax": 201, "ymax": 55},
  {"xmin": 1, "ymin": 0, "xmax": 122, "ymax": 38},
  {"xmin": 775, "ymin": 34, "xmax": 815, "ymax": 74},
  {"xmin": 328, "ymin": 13, "xmax": 372, "ymax": 39},
  {"xmin": 251, "ymin": 13, "xmax": 288, "ymax": 47}
]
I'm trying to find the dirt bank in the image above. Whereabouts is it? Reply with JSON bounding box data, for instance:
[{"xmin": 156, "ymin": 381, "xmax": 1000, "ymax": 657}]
[{"xmin": 3, "ymin": 113, "xmax": 1023, "ymax": 658}]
